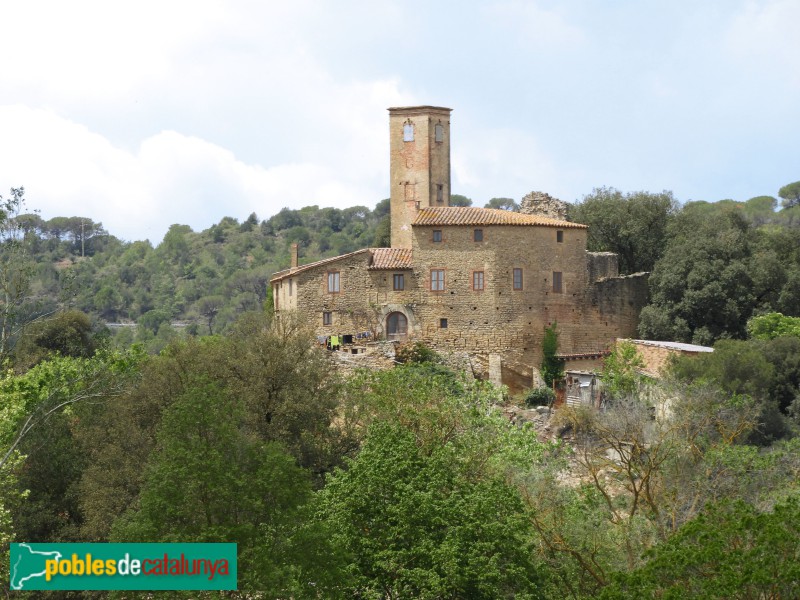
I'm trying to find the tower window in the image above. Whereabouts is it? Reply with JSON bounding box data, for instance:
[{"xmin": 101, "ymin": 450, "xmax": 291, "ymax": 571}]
[
  {"xmin": 288, "ymin": 278, "xmax": 293, "ymax": 296},
  {"xmin": 439, "ymin": 318, "xmax": 448, "ymax": 328},
  {"xmin": 435, "ymin": 122, "xmax": 444, "ymax": 143},
  {"xmin": 437, "ymin": 184, "xmax": 443, "ymax": 203},
  {"xmin": 432, "ymin": 230, "xmax": 442, "ymax": 243},
  {"xmin": 403, "ymin": 121, "xmax": 414, "ymax": 142}
]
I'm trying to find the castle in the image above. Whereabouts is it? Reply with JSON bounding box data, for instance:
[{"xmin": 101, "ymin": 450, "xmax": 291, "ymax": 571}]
[{"xmin": 270, "ymin": 106, "xmax": 649, "ymax": 392}]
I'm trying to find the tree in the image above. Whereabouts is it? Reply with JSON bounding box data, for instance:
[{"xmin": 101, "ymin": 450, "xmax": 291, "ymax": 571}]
[
  {"xmin": 485, "ymin": 197, "xmax": 519, "ymax": 211},
  {"xmin": 449, "ymin": 194, "xmax": 473, "ymax": 207},
  {"xmin": 111, "ymin": 378, "xmax": 319, "ymax": 594},
  {"xmin": 778, "ymin": 180, "xmax": 800, "ymax": 209},
  {"xmin": 0, "ymin": 187, "xmax": 36, "ymax": 363},
  {"xmin": 748, "ymin": 312, "xmax": 800, "ymax": 340},
  {"xmin": 13, "ymin": 309, "xmax": 100, "ymax": 371},
  {"xmin": 570, "ymin": 187, "xmax": 678, "ymax": 274},
  {"xmin": 599, "ymin": 498, "xmax": 800, "ymax": 599},
  {"xmin": 314, "ymin": 380, "xmax": 551, "ymax": 600},
  {"xmin": 540, "ymin": 322, "xmax": 564, "ymax": 386},
  {"xmin": 602, "ymin": 340, "xmax": 645, "ymax": 399},
  {"xmin": 638, "ymin": 207, "xmax": 756, "ymax": 344}
]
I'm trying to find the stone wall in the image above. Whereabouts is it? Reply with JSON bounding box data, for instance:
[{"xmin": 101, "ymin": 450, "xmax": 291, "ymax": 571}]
[{"xmin": 519, "ymin": 191, "xmax": 569, "ymax": 220}]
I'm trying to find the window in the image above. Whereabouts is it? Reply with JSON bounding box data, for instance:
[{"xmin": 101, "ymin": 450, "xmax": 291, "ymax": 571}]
[
  {"xmin": 386, "ymin": 312, "xmax": 408, "ymax": 340},
  {"xmin": 556, "ymin": 230, "xmax": 564, "ymax": 243},
  {"xmin": 323, "ymin": 311, "xmax": 332, "ymax": 325},
  {"xmin": 431, "ymin": 269, "xmax": 445, "ymax": 291},
  {"xmin": 439, "ymin": 318, "xmax": 448, "ymax": 328},
  {"xmin": 393, "ymin": 273, "xmax": 405, "ymax": 291},
  {"xmin": 432, "ymin": 230, "xmax": 443, "ymax": 243},
  {"xmin": 435, "ymin": 122, "xmax": 444, "ymax": 143},
  {"xmin": 437, "ymin": 184, "xmax": 443, "ymax": 203},
  {"xmin": 288, "ymin": 278, "xmax": 293, "ymax": 296},
  {"xmin": 472, "ymin": 271, "xmax": 485, "ymax": 291},
  {"xmin": 513, "ymin": 268, "xmax": 523, "ymax": 290},
  {"xmin": 473, "ymin": 229, "xmax": 483, "ymax": 242},
  {"xmin": 327, "ymin": 271, "xmax": 340, "ymax": 293},
  {"xmin": 403, "ymin": 120, "xmax": 414, "ymax": 142},
  {"xmin": 553, "ymin": 271, "xmax": 563, "ymax": 293}
]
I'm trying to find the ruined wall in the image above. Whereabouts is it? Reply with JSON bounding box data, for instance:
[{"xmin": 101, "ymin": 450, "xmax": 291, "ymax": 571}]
[
  {"xmin": 587, "ymin": 252, "xmax": 619, "ymax": 282},
  {"xmin": 519, "ymin": 191, "xmax": 569, "ymax": 220},
  {"xmin": 626, "ymin": 339, "xmax": 711, "ymax": 378}
]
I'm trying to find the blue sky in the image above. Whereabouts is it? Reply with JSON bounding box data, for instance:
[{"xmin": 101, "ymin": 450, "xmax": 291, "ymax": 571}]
[{"xmin": 1, "ymin": 0, "xmax": 798, "ymax": 243}]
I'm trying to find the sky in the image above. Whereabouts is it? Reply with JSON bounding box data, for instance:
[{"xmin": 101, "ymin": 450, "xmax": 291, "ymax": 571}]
[{"xmin": 2, "ymin": 0, "xmax": 798, "ymax": 244}]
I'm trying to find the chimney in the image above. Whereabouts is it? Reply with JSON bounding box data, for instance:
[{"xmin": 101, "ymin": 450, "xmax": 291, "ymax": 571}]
[{"xmin": 291, "ymin": 243, "xmax": 299, "ymax": 269}]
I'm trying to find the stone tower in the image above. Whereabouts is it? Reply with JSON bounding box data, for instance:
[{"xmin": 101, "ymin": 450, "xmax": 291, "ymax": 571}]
[{"xmin": 388, "ymin": 105, "xmax": 452, "ymax": 248}]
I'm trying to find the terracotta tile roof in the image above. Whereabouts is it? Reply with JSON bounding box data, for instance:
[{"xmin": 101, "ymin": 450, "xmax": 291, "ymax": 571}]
[
  {"xmin": 413, "ymin": 207, "xmax": 586, "ymax": 229},
  {"xmin": 368, "ymin": 248, "xmax": 413, "ymax": 270},
  {"xmin": 269, "ymin": 248, "xmax": 370, "ymax": 282}
]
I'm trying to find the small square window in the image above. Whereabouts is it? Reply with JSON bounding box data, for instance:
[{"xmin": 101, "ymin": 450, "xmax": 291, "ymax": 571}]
[
  {"xmin": 327, "ymin": 271, "xmax": 340, "ymax": 293},
  {"xmin": 553, "ymin": 271, "xmax": 563, "ymax": 293},
  {"xmin": 439, "ymin": 318, "xmax": 448, "ymax": 328},
  {"xmin": 323, "ymin": 311, "xmax": 332, "ymax": 325},
  {"xmin": 432, "ymin": 230, "xmax": 443, "ymax": 243},
  {"xmin": 393, "ymin": 273, "xmax": 405, "ymax": 291},
  {"xmin": 473, "ymin": 229, "xmax": 483, "ymax": 242},
  {"xmin": 473, "ymin": 271, "xmax": 484, "ymax": 291},
  {"xmin": 513, "ymin": 268, "xmax": 523, "ymax": 291},
  {"xmin": 431, "ymin": 269, "xmax": 445, "ymax": 291},
  {"xmin": 557, "ymin": 230, "xmax": 564, "ymax": 243}
]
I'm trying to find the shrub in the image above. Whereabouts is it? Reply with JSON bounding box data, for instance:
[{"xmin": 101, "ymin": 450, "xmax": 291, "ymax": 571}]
[{"xmin": 524, "ymin": 386, "xmax": 555, "ymax": 407}]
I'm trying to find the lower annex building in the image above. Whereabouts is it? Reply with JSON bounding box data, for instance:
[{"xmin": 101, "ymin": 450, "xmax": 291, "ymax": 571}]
[{"xmin": 270, "ymin": 106, "xmax": 649, "ymax": 392}]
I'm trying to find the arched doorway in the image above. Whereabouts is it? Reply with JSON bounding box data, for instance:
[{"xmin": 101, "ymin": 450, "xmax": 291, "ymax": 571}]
[{"xmin": 386, "ymin": 311, "xmax": 408, "ymax": 340}]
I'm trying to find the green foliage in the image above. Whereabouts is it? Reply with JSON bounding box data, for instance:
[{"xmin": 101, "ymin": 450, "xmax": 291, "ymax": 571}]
[
  {"xmin": 570, "ymin": 187, "xmax": 678, "ymax": 274},
  {"xmin": 395, "ymin": 340, "xmax": 442, "ymax": 365},
  {"xmin": 601, "ymin": 341, "xmax": 645, "ymax": 399},
  {"xmin": 449, "ymin": 194, "xmax": 473, "ymax": 207},
  {"xmin": 0, "ymin": 187, "xmax": 36, "ymax": 363},
  {"xmin": 13, "ymin": 310, "xmax": 101, "ymax": 370},
  {"xmin": 485, "ymin": 197, "xmax": 519, "ymax": 211},
  {"xmin": 599, "ymin": 498, "xmax": 800, "ymax": 599},
  {"xmin": 524, "ymin": 386, "xmax": 555, "ymax": 407},
  {"xmin": 748, "ymin": 311, "xmax": 800, "ymax": 340},
  {"xmin": 111, "ymin": 378, "xmax": 320, "ymax": 594},
  {"xmin": 316, "ymin": 365, "xmax": 551, "ymax": 599},
  {"xmin": 540, "ymin": 322, "xmax": 564, "ymax": 386},
  {"xmin": 778, "ymin": 179, "xmax": 800, "ymax": 209}
]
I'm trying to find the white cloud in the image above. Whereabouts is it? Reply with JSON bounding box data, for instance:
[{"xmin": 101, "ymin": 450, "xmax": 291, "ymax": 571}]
[{"xmin": 0, "ymin": 103, "xmax": 401, "ymax": 243}]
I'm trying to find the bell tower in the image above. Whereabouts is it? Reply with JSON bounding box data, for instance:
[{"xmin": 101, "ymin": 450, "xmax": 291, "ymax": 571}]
[{"xmin": 388, "ymin": 105, "xmax": 452, "ymax": 248}]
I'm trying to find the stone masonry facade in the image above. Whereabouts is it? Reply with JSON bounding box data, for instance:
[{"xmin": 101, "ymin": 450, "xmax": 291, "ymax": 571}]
[{"xmin": 270, "ymin": 106, "xmax": 649, "ymax": 393}]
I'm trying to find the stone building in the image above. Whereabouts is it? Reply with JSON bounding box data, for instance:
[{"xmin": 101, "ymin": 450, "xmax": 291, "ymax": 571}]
[{"xmin": 270, "ymin": 106, "xmax": 649, "ymax": 392}]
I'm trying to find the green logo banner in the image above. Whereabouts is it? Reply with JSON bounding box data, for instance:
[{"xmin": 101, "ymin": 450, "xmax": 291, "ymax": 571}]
[{"xmin": 10, "ymin": 543, "xmax": 237, "ymax": 590}]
